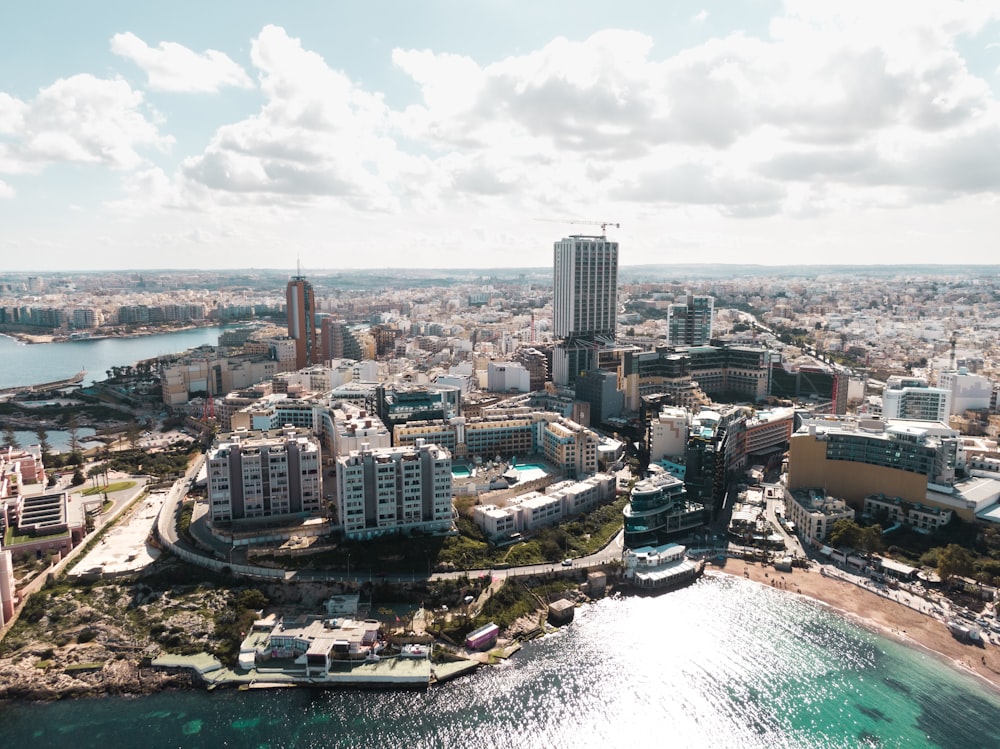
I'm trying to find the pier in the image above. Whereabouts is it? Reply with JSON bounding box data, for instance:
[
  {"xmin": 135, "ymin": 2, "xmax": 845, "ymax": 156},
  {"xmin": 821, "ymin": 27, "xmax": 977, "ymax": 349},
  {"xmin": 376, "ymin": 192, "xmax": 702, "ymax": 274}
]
[{"xmin": 0, "ymin": 369, "xmax": 85, "ymax": 397}]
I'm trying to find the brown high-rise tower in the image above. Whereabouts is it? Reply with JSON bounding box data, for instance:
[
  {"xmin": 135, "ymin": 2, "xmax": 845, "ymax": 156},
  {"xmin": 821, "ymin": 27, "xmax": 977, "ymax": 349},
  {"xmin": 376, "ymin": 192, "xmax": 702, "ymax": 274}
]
[{"xmin": 286, "ymin": 275, "xmax": 317, "ymax": 369}]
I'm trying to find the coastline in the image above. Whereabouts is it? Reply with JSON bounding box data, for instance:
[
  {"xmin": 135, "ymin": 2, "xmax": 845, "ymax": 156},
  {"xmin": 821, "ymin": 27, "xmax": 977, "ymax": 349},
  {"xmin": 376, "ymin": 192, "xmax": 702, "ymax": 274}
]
[
  {"xmin": 709, "ymin": 558, "xmax": 1000, "ymax": 695},
  {"xmin": 1, "ymin": 321, "xmax": 223, "ymax": 346}
]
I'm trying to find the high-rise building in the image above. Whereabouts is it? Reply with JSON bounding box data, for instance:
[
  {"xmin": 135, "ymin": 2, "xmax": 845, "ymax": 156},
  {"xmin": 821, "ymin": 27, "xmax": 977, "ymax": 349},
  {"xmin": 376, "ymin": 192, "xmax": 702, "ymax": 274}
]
[
  {"xmin": 207, "ymin": 428, "xmax": 322, "ymax": 523},
  {"xmin": 335, "ymin": 440, "xmax": 453, "ymax": 540},
  {"xmin": 320, "ymin": 318, "xmax": 364, "ymax": 361},
  {"xmin": 286, "ymin": 275, "xmax": 318, "ymax": 369},
  {"xmin": 553, "ymin": 235, "xmax": 618, "ymax": 341},
  {"xmin": 667, "ymin": 294, "xmax": 714, "ymax": 347}
]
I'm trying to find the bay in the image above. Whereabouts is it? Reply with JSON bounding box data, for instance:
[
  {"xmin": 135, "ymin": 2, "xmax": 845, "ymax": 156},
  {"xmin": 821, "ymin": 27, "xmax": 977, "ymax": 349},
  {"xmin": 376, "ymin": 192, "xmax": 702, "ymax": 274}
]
[
  {"xmin": 2, "ymin": 575, "xmax": 999, "ymax": 749},
  {"xmin": 0, "ymin": 326, "xmax": 235, "ymax": 390}
]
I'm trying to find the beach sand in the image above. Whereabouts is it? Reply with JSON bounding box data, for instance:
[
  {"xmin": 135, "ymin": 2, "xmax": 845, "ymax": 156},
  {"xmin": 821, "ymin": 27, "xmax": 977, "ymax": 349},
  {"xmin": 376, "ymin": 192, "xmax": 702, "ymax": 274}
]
[{"xmin": 711, "ymin": 558, "xmax": 1000, "ymax": 692}]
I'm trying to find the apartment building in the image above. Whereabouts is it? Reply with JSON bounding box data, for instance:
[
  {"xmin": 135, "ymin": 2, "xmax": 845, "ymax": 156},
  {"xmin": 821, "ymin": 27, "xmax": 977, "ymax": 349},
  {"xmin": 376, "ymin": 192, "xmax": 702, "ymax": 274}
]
[
  {"xmin": 783, "ymin": 488, "xmax": 855, "ymax": 543},
  {"xmin": 207, "ymin": 428, "xmax": 322, "ymax": 523},
  {"xmin": 335, "ymin": 440, "xmax": 453, "ymax": 540}
]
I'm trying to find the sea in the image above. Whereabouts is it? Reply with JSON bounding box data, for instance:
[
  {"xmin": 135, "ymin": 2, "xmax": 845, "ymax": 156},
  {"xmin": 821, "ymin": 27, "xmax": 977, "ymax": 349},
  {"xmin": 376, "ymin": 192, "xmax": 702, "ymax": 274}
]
[
  {"xmin": 0, "ymin": 326, "xmax": 235, "ymax": 390},
  {"xmin": 2, "ymin": 575, "xmax": 999, "ymax": 749}
]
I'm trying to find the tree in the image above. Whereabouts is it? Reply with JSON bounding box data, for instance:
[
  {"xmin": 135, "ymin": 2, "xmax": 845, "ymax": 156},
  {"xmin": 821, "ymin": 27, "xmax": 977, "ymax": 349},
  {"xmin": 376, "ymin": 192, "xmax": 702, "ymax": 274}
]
[
  {"xmin": 34, "ymin": 426, "xmax": 51, "ymax": 458},
  {"xmin": 937, "ymin": 544, "xmax": 974, "ymax": 586},
  {"xmin": 66, "ymin": 411, "xmax": 80, "ymax": 455},
  {"xmin": 71, "ymin": 467, "xmax": 85, "ymax": 486},
  {"xmin": 2, "ymin": 425, "xmax": 20, "ymax": 450},
  {"xmin": 828, "ymin": 519, "xmax": 861, "ymax": 549},
  {"xmin": 126, "ymin": 420, "xmax": 142, "ymax": 452},
  {"xmin": 858, "ymin": 525, "xmax": 883, "ymax": 555}
]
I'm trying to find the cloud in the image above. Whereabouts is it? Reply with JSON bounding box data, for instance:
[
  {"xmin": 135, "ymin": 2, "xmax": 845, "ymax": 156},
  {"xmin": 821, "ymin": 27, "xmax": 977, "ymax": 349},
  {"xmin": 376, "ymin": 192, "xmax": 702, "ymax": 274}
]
[
  {"xmin": 615, "ymin": 162, "xmax": 785, "ymax": 216},
  {"xmin": 691, "ymin": 10, "xmax": 708, "ymax": 24},
  {"xmin": 0, "ymin": 92, "xmax": 27, "ymax": 135},
  {"xmin": 111, "ymin": 32, "xmax": 254, "ymax": 93},
  {"xmin": 180, "ymin": 26, "xmax": 398, "ymax": 210},
  {"xmin": 0, "ymin": 179, "xmax": 13, "ymax": 199},
  {"xmin": 0, "ymin": 74, "xmax": 170, "ymax": 174},
  {"xmin": 756, "ymin": 148, "xmax": 878, "ymax": 181},
  {"xmin": 10, "ymin": 2, "xmax": 1000, "ymax": 258}
]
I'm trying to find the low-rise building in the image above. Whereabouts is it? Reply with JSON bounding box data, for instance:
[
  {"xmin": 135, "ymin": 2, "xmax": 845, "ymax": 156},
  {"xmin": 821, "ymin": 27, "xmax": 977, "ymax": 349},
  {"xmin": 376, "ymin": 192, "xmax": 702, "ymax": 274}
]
[
  {"xmin": 471, "ymin": 474, "xmax": 615, "ymax": 540},
  {"xmin": 784, "ymin": 487, "xmax": 855, "ymax": 543},
  {"xmin": 863, "ymin": 493, "xmax": 952, "ymax": 532}
]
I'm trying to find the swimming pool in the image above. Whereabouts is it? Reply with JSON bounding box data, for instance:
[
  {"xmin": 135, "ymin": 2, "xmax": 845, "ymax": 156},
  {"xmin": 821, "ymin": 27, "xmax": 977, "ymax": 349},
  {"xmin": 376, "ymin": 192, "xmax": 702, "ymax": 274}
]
[{"xmin": 511, "ymin": 463, "xmax": 549, "ymax": 482}]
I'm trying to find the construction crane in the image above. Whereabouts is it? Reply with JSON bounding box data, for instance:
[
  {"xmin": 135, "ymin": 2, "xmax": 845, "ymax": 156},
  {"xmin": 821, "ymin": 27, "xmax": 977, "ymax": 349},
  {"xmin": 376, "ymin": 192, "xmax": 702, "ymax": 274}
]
[{"xmin": 537, "ymin": 218, "xmax": 620, "ymax": 237}]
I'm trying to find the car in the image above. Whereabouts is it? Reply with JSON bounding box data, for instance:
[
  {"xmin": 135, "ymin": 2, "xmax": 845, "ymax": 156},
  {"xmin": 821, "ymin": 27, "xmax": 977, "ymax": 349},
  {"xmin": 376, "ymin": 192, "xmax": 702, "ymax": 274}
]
[{"xmin": 561, "ymin": 558, "xmax": 573, "ymax": 567}]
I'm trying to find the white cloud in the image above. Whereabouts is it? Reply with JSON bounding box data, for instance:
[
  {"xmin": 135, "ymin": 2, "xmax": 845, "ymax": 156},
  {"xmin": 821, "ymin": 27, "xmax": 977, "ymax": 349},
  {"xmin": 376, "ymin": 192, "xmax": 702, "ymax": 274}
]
[
  {"xmin": 180, "ymin": 25, "xmax": 399, "ymax": 211},
  {"xmin": 0, "ymin": 74, "xmax": 170, "ymax": 174},
  {"xmin": 9, "ymin": 5, "xmax": 1000, "ymax": 268},
  {"xmin": 691, "ymin": 10, "xmax": 708, "ymax": 24},
  {"xmin": 0, "ymin": 178, "xmax": 13, "ymax": 199},
  {"xmin": 111, "ymin": 32, "xmax": 254, "ymax": 93}
]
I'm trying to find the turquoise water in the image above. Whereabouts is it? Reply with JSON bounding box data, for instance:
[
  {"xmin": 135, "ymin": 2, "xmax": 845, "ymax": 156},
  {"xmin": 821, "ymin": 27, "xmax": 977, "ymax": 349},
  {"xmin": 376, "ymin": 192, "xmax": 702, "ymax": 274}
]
[
  {"xmin": 0, "ymin": 326, "xmax": 234, "ymax": 389},
  {"xmin": 2, "ymin": 575, "xmax": 999, "ymax": 748},
  {"xmin": 451, "ymin": 465, "xmax": 471, "ymax": 478}
]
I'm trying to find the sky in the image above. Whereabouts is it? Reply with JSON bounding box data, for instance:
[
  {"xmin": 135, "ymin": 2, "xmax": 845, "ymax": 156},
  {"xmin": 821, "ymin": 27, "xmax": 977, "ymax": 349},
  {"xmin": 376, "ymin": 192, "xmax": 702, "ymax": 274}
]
[{"xmin": 2, "ymin": 0, "xmax": 1000, "ymax": 272}]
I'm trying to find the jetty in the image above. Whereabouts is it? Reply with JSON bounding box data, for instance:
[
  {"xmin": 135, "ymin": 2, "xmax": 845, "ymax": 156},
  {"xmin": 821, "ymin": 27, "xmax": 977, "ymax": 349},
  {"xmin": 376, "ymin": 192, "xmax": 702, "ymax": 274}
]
[{"xmin": 0, "ymin": 369, "xmax": 85, "ymax": 397}]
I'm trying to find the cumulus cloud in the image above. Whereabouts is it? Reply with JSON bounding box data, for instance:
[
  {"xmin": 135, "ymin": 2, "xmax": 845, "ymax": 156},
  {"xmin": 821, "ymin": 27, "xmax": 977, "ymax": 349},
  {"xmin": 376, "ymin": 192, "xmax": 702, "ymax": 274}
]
[
  {"xmin": 9, "ymin": 3, "xmax": 1000, "ymax": 245},
  {"xmin": 0, "ymin": 74, "xmax": 169, "ymax": 174},
  {"xmin": 180, "ymin": 25, "xmax": 399, "ymax": 211},
  {"xmin": 111, "ymin": 32, "xmax": 254, "ymax": 93}
]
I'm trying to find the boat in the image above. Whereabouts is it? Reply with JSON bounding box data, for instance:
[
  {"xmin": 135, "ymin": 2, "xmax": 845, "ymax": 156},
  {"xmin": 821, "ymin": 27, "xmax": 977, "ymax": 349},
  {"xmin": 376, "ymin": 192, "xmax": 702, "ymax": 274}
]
[{"xmin": 622, "ymin": 543, "xmax": 704, "ymax": 593}]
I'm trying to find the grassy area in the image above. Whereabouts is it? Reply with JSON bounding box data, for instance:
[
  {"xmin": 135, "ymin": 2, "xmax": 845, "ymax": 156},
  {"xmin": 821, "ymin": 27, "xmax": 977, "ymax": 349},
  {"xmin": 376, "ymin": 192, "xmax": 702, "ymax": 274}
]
[
  {"xmin": 3, "ymin": 525, "xmax": 69, "ymax": 547},
  {"xmin": 81, "ymin": 481, "xmax": 136, "ymax": 496},
  {"xmin": 64, "ymin": 662, "xmax": 104, "ymax": 672}
]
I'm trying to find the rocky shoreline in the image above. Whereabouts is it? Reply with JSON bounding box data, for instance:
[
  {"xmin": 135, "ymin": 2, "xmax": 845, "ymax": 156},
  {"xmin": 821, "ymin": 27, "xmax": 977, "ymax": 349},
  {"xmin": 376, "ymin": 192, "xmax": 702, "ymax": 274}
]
[{"xmin": 0, "ymin": 658, "xmax": 192, "ymax": 701}]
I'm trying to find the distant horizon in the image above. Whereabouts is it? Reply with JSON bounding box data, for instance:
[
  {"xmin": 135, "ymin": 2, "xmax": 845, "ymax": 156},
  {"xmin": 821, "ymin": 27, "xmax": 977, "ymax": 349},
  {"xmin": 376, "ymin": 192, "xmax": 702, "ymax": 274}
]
[
  {"xmin": 6, "ymin": 261, "xmax": 1000, "ymax": 277},
  {"xmin": 2, "ymin": 3, "xmax": 999, "ymax": 270}
]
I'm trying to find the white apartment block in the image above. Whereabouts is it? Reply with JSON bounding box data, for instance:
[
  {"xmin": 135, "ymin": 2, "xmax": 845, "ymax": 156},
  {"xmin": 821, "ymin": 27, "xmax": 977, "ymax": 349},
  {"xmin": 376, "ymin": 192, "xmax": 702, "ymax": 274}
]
[
  {"xmin": 650, "ymin": 406, "xmax": 689, "ymax": 462},
  {"xmin": 332, "ymin": 405, "xmax": 391, "ymax": 457},
  {"xmin": 487, "ymin": 361, "xmax": 531, "ymax": 393},
  {"xmin": 207, "ymin": 429, "xmax": 322, "ymax": 523},
  {"xmin": 472, "ymin": 474, "xmax": 615, "ymax": 539},
  {"xmin": 882, "ymin": 384, "xmax": 951, "ymax": 422},
  {"xmin": 335, "ymin": 440, "xmax": 453, "ymax": 540},
  {"xmin": 863, "ymin": 493, "xmax": 952, "ymax": 532},
  {"xmin": 937, "ymin": 368, "xmax": 993, "ymax": 415},
  {"xmin": 783, "ymin": 487, "xmax": 855, "ymax": 543}
]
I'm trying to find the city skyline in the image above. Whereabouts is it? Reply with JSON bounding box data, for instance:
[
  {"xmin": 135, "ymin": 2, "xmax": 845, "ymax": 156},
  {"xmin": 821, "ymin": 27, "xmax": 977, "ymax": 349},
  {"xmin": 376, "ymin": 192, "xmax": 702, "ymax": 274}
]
[{"xmin": 2, "ymin": 1, "xmax": 1000, "ymax": 271}]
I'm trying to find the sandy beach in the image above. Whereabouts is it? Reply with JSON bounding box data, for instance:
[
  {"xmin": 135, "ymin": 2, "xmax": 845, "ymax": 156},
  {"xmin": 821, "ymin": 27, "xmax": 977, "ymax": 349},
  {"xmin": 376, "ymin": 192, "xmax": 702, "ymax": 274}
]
[{"xmin": 711, "ymin": 558, "xmax": 1000, "ymax": 693}]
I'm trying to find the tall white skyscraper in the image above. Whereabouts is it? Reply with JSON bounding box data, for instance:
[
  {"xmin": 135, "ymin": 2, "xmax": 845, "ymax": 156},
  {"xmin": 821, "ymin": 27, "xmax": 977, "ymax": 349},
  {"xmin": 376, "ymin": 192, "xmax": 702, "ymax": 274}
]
[{"xmin": 553, "ymin": 235, "xmax": 619, "ymax": 341}]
